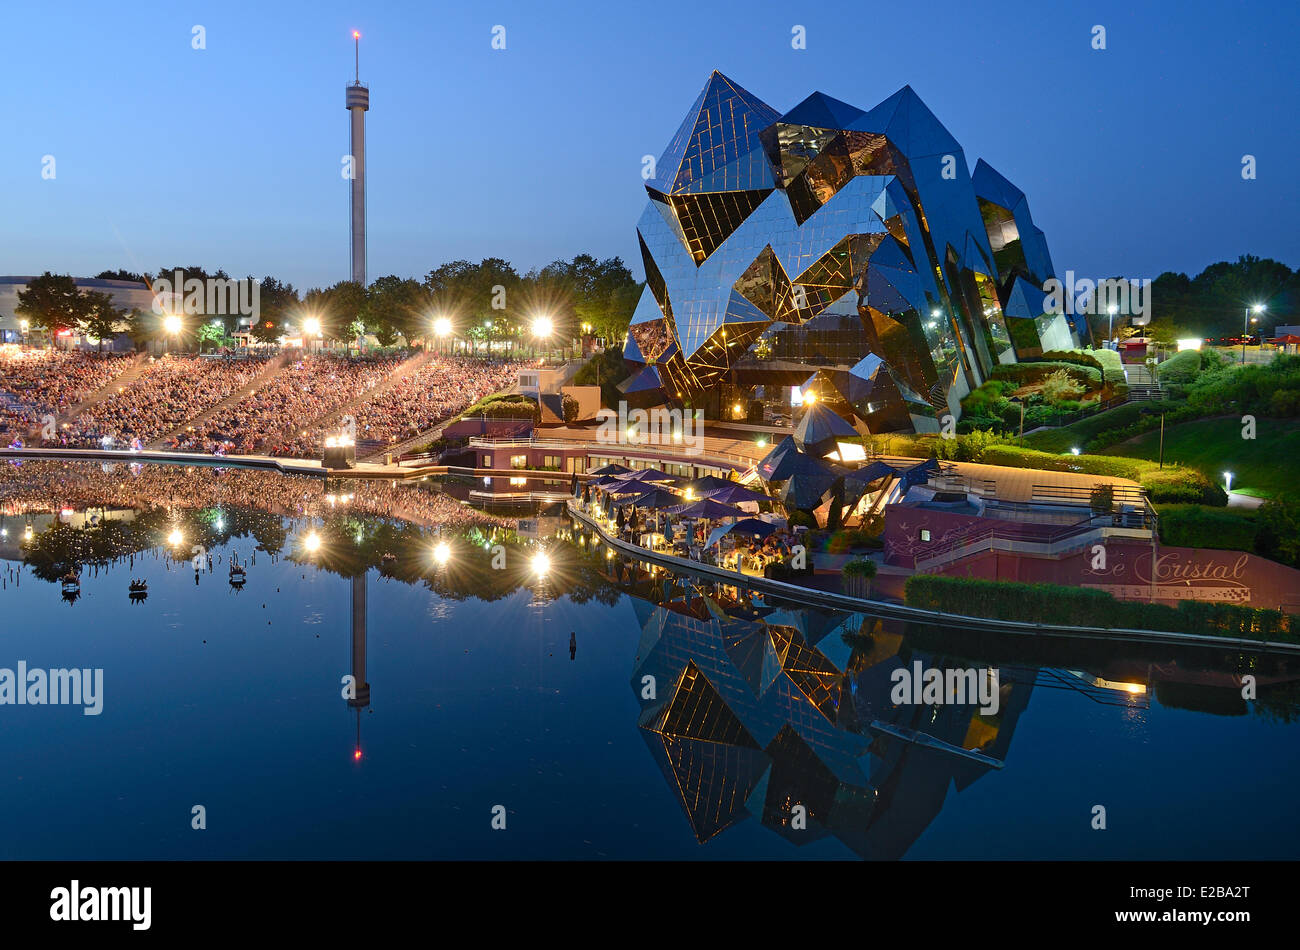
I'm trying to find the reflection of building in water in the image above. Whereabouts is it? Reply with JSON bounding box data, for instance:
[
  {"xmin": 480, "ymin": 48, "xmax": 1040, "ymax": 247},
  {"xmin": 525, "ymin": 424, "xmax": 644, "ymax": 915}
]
[
  {"xmin": 630, "ymin": 598, "xmax": 1033, "ymax": 858},
  {"xmin": 348, "ymin": 572, "xmax": 371, "ymax": 759}
]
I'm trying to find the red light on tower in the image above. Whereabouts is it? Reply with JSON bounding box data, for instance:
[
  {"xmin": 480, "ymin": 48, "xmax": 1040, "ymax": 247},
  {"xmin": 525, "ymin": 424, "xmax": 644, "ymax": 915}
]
[
  {"xmin": 353, "ymin": 30, "xmax": 360, "ymax": 39},
  {"xmin": 354, "ymin": 748, "xmax": 362, "ymax": 760}
]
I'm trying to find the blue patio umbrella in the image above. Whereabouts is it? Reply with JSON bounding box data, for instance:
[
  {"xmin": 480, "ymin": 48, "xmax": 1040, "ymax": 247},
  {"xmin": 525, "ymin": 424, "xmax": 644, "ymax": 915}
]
[
  {"xmin": 706, "ymin": 518, "xmax": 776, "ymax": 548},
  {"xmin": 664, "ymin": 497, "xmax": 744, "ymax": 519},
  {"xmin": 701, "ymin": 483, "xmax": 768, "ymax": 505}
]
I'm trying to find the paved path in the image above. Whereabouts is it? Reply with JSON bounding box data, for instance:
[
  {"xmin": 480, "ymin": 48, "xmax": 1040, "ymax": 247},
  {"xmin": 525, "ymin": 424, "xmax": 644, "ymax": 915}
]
[{"xmin": 1228, "ymin": 491, "xmax": 1266, "ymax": 509}]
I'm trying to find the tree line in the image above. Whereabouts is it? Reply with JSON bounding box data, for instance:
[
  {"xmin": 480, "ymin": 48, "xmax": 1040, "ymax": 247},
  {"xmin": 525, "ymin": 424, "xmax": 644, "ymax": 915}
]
[
  {"xmin": 1085, "ymin": 255, "xmax": 1300, "ymax": 343},
  {"xmin": 17, "ymin": 255, "xmax": 642, "ymax": 350}
]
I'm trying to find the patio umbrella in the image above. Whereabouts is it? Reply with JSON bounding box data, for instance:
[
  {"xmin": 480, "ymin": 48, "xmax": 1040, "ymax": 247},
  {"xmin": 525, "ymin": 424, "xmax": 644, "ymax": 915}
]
[
  {"xmin": 701, "ymin": 483, "xmax": 768, "ymax": 506},
  {"xmin": 606, "ymin": 480, "xmax": 659, "ymax": 495},
  {"xmin": 705, "ymin": 518, "xmax": 777, "ymax": 549},
  {"xmin": 620, "ymin": 486, "xmax": 683, "ymax": 509},
  {"xmin": 590, "ymin": 463, "xmax": 633, "ymax": 476},
  {"xmin": 681, "ymin": 474, "xmax": 736, "ymax": 495},
  {"xmin": 664, "ymin": 498, "xmax": 744, "ymax": 519},
  {"xmin": 622, "ymin": 467, "xmax": 681, "ymax": 485}
]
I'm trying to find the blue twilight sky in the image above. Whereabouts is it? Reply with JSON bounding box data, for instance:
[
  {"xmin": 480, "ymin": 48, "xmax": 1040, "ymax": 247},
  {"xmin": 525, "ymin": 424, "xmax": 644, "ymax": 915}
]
[{"xmin": 0, "ymin": 0, "xmax": 1296, "ymax": 291}]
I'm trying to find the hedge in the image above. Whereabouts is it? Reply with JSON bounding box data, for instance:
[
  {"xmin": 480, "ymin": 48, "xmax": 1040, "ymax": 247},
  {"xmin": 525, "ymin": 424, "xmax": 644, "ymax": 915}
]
[
  {"xmin": 977, "ymin": 445, "xmax": 1226, "ymax": 505},
  {"xmin": 991, "ymin": 360, "xmax": 1102, "ymax": 387},
  {"xmin": 1156, "ymin": 505, "xmax": 1257, "ymax": 553},
  {"xmin": 903, "ymin": 574, "xmax": 1300, "ymax": 642}
]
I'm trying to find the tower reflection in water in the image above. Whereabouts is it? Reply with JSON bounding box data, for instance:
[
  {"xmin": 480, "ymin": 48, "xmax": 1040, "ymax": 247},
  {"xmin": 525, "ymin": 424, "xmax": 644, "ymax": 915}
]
[
  {"xmin": 631, "ymin": 595, "xmax": 1032, "ymax": 859},
  {"xmin": 348, "ymin": 572, "xmax": 371, "ymax": 760}
]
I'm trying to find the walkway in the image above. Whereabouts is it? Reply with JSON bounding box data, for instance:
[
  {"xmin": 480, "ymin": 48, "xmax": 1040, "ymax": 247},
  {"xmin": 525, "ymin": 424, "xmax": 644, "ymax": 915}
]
[{"xmin": 567, "ymin": 501, "xmax": 1300, "ymax": 655}]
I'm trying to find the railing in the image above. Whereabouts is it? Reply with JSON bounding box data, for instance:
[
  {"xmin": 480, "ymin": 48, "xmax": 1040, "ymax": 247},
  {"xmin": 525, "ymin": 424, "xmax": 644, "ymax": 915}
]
[
  {"xmin": 467, "ymin": 435, "xmax": 762, "ymax": 472},
  {"xmin": 910, "ymin": 510, "xmax": 1155, "ymax": 573}
]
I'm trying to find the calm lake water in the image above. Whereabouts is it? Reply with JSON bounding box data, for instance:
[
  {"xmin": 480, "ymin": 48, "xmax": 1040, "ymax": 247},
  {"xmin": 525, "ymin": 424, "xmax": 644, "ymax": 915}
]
[{"xmin": 1, "ymin": 460, "xmax": 1298, "ymax": 860}]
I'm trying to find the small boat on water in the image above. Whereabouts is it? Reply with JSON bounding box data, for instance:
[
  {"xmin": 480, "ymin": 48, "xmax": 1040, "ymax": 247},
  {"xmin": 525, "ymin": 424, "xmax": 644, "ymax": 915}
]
[
  {"xmin": 229, "ymin": 554, "xmax": 247, "ymax": 580},
  {"xmin": 60, "ymin": 571, "xmax": 80, "ymax": 593},
  {"xmin": 128, "ymin": 580, "xmax": 148, "ymax": 593}
]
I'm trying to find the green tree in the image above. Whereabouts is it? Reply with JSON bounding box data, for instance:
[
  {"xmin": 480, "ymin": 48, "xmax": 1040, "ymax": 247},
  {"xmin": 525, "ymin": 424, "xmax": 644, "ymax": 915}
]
[
  {"xmin": 79, "ymin": 290, "xmax": 127, "ymax": 351},
  {"xmin": 196, "ymin": 322, "xmax": 226, "ymax": 353},
  {"xmin": 249, "ymin": 276, "xmax": 300, "ymax": 344},
  {"xmin": 15, "ymin": 272, "xmax": 85, "ymax": 338}
]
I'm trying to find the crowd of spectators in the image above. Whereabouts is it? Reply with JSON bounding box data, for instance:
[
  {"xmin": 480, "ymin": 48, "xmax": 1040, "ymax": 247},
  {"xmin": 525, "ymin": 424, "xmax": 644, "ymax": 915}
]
[
  {"xmin": 0, "ymin": 347, "xmax": 133, "ymax": 439},
  {"xmin": 337, "ymin": 356, "xmax": 527, "ymax": 449},
  {"xmin": 59, "ymin": 354, "xmax": 269, "ymax": 448},
  {"xmin": 172, "ymin": 354, "xmax": 407, "ymax": 457}
]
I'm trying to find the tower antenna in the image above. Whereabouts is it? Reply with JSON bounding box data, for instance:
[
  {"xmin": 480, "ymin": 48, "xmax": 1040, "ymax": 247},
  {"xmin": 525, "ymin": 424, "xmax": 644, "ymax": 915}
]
[{"xmin": 353, "ymin": 30, "xmax": 360, "ymax": 84}]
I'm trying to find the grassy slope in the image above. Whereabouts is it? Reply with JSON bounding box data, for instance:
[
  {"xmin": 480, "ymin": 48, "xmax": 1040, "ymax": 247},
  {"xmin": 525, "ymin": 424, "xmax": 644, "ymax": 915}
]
[{"xmin": 1105, "ymin": 416, "xmax": 1300, "ymax": 499}]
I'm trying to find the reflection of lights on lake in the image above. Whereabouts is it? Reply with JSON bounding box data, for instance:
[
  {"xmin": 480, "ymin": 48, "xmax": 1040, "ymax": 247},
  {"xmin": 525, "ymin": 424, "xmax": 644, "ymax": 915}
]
[
  {"xmin": 532, "ymin": 551, "xmax": 551, "ymax": 577},
  {"xmin": 167, "ymin": 529, "xmax": 183, "ymax": 546},
  {"xmin": 354, "ymin": 749, "xmax": 362, "ymax": 761},
  {"xmin": 433, "ymin": 541, "xmax": 451, "ymax": 566},
  {"xmin": 304, "ymin": 532, "xmax": 322, "ymax": 553}
]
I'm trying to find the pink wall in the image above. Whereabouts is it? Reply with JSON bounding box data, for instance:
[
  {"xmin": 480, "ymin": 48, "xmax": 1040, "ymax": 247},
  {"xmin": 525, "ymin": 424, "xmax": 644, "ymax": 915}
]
[{"xmin": 885, "ymin": 504, "xmax": 1300, "ymax": 611}]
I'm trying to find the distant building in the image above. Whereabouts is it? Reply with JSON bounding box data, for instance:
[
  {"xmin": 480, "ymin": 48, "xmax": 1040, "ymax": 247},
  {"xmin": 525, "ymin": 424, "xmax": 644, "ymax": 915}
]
[{"xmin": 0, "ymin": 276, "xmax": 156, "ymax": 345}]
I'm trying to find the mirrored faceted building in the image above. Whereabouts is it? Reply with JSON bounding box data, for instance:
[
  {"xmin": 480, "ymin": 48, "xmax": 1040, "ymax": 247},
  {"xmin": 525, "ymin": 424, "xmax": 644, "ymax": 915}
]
[{"xmin": 623, "ymin": 72, "xmax": 1087, "ymax": 433}]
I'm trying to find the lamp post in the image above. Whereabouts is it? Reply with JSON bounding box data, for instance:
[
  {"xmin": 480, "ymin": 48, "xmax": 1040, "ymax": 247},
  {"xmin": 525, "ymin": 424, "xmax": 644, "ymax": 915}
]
[
  {"xmin": 531, "ymin": 315, "xmax": 554, "ymax": 361},
  {"xmin": 1107, "ymin": 304, "xmax": 1118, "ymax": 346},
  {"xmin": 1243, "ymin": 304, "xmax": 1264, "ymax": 363},
  {"xmin": 19, "ymin": 319, "xmax": 28, "ymax": 346},
  {"xmin": 163, "ymin": 314, "xmax": 182, "ymax": 355},
  {"xmin": 433, "ymin": 316, "xmax": 452, "ymax": 355},
  {"xmin": 302, "ymin": 317, "xmax": 322, "ymax": 354}
]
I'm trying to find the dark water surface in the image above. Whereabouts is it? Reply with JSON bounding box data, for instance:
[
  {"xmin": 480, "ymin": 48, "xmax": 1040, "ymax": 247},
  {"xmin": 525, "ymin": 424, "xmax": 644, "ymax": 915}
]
[{"xmin": 2, "ymin": 461, "xmax": 1298, "ymax": 859}]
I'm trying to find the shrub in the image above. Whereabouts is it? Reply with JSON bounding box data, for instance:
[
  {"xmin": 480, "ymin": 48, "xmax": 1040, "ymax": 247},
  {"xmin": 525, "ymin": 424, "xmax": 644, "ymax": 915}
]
[
  {"xmin": 826, "ymin": 529, "xmax": 883, "ymax": 554},
  {"xmin": 841, "ymin": 557, "xmax": 877, "ymax": 598},
  {"xmin": 841, "ymin": 558, "xmax": 878, "ymax": 578},
  {"xmin": 1157, "ymin": 349, "xmax": 1202, "ymax": 384},
  {"xmin": 992, "ymin": 361, "xmax": 1102, "ymax": 387},
  {"xmin": 1157, "ymin": 505, "xmax": 1257, "ymax": 553},
  {"xmin": 1090, "ymin": 483, "xmax": 1115, "ymax": 515},
  {"xmin": 903, "ymin": 574, "xmax": 1300, "ymax": 642},
  {"xmin": 1042, "ymin": 349, "xmax": 1104, "ymax": 373},
  {"xmin": 932, "ymin": 428, "xmax": 1006, "ymax": 462},
  {"xmin": 1041, "ymin": 368, "xmax": 1086, "ymax": 405},
  {"xmin": 1255, "ymin": 494, "xmax": 1300, "ymax": 567},
  {"xmin": 1139, "ymin": 467, "xmax": 1228, "ymax": 506}
]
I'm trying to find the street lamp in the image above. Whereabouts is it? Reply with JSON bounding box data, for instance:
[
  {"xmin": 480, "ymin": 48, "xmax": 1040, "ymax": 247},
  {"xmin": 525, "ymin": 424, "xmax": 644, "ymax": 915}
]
[
  {"xmin": 1223, "ymin": 471, "xmax": 1234, "ymax": 493},
  {"xmin": 532, "ymin": 315, "xmax": 554, "ymax": 360},
  {"xmin": 1107, "ymin": 304, "xmax": 1118, "ymax": 344},
  {"xmin": 163, "ymin": 314, "xmax": 182, "ymax": 354},
  {"xmin": 1243, "ymin": 303, "xmax": 1265, "ymax": 363},
  {"xmin": 433, "ymin": 316, "xmax": 452, "ymax": 354},
  {"xmin": 302, "ymin": 316, "xmax": 322, "ymax": 353}
]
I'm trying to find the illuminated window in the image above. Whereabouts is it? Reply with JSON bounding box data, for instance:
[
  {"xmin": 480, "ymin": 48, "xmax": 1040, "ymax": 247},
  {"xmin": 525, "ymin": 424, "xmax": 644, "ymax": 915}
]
[
  {"xmin": 920, "ymin": 529, "xmax": 931, "ymax": 542},
  {"xmin": 510, "ymin": 455, "xmax": 528, "ymax": 469}
]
